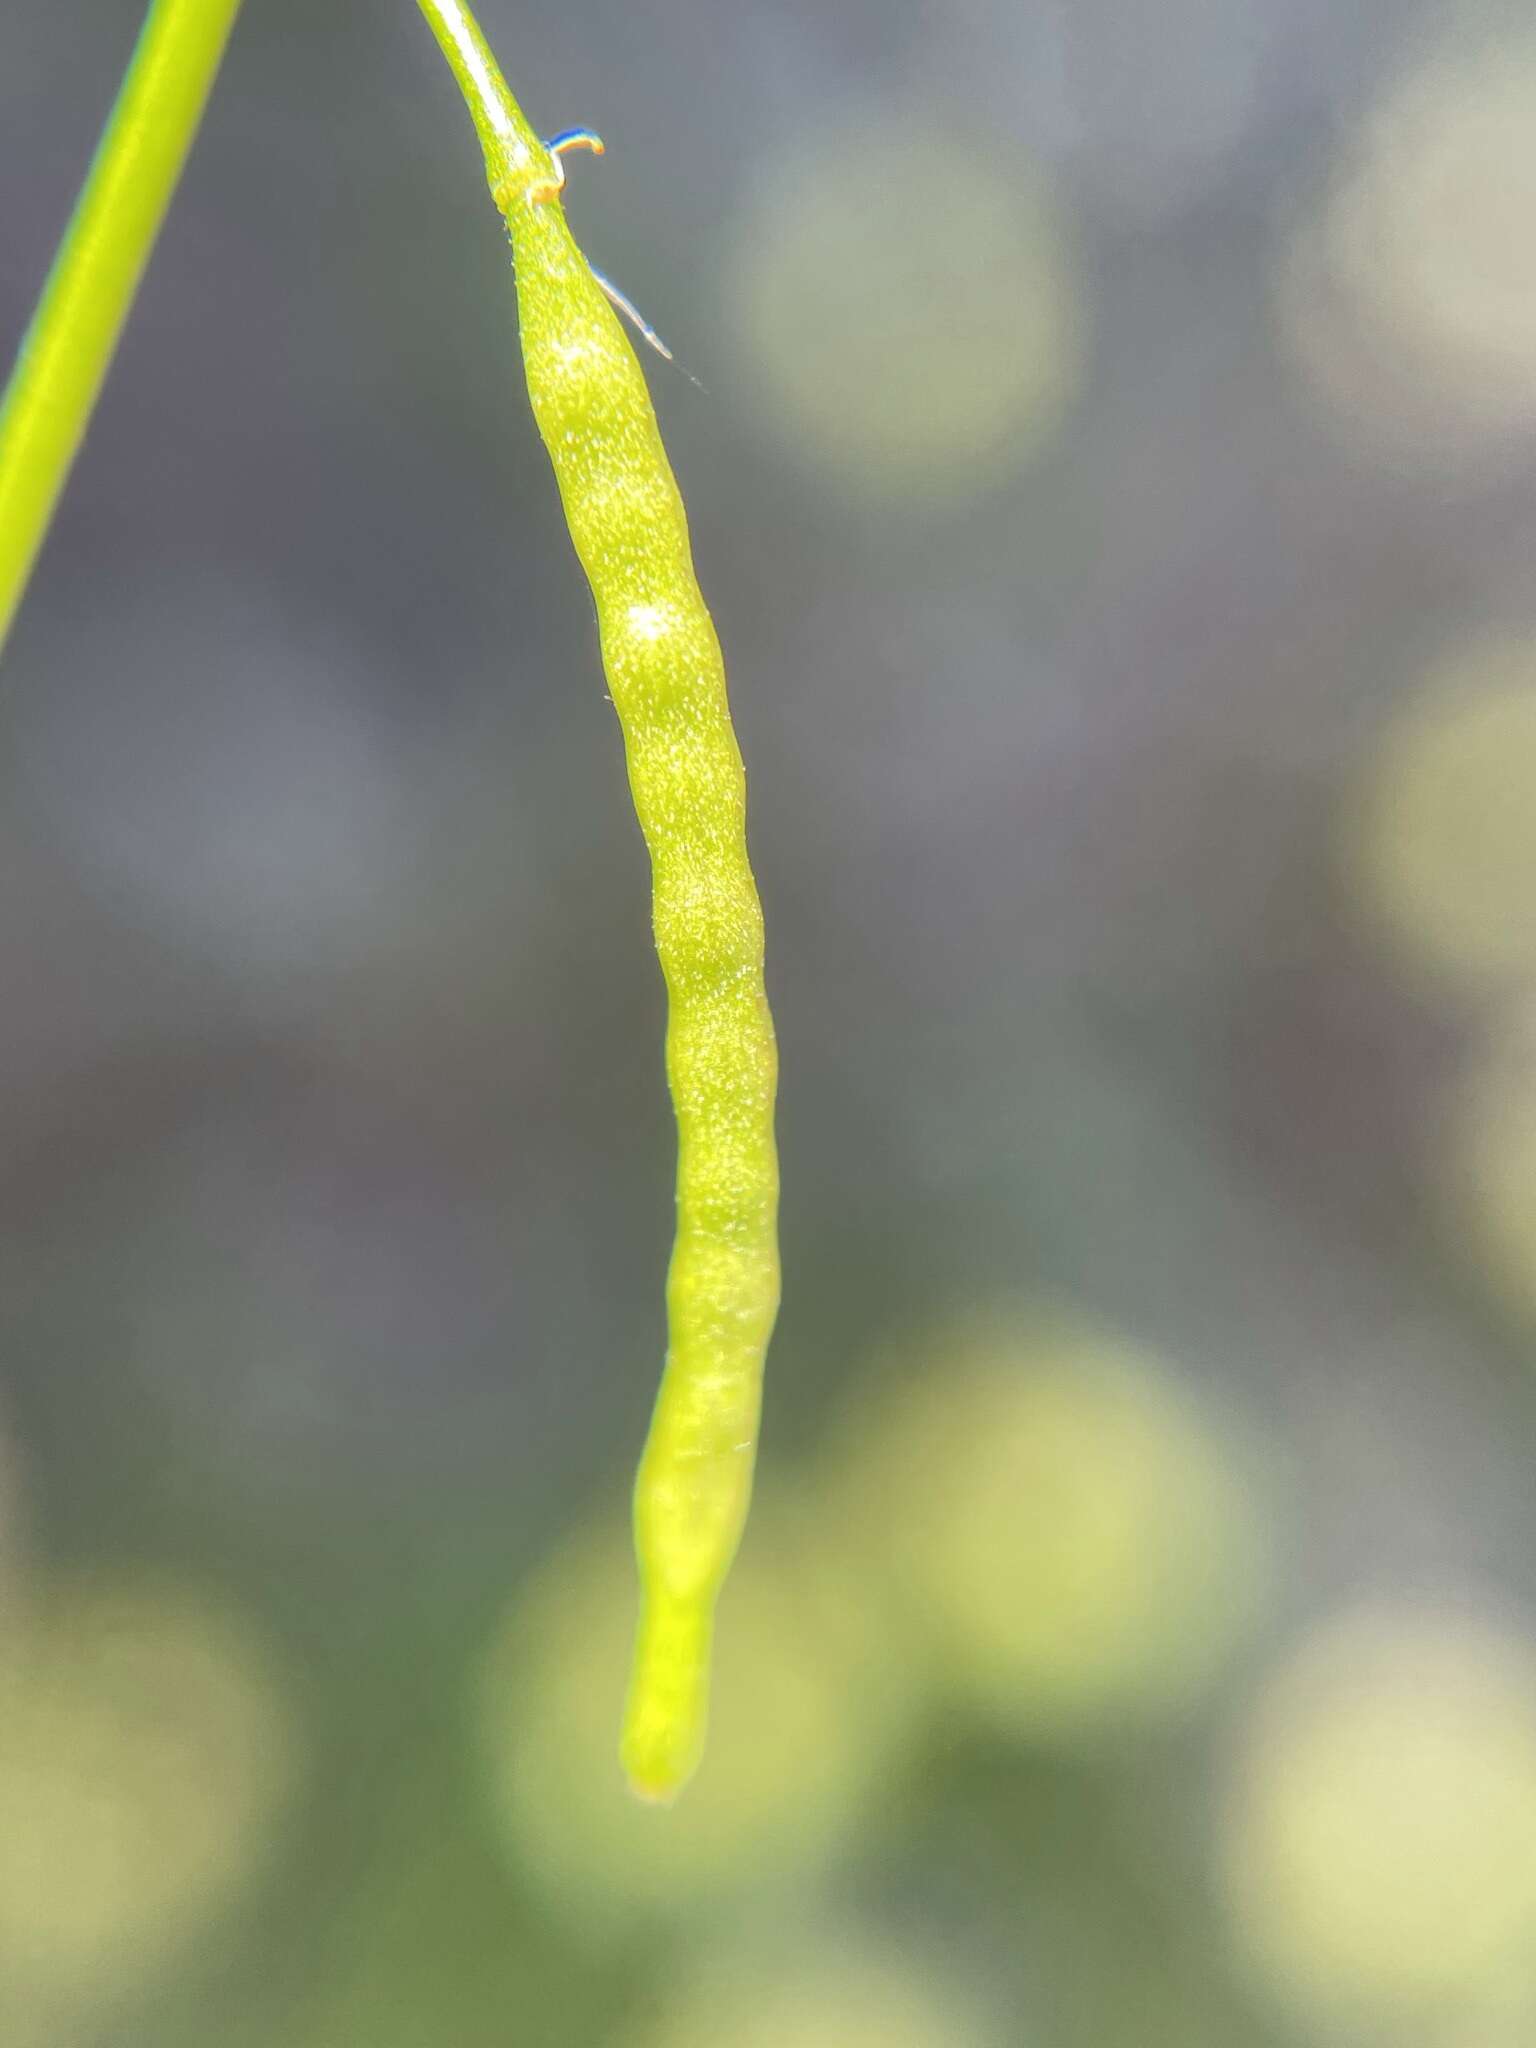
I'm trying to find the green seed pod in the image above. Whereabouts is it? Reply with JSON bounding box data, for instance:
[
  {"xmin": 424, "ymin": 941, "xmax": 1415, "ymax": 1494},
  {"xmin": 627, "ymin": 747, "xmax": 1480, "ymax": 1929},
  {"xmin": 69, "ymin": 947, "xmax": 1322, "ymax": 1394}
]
[{"xmin": 416, "ymin": 1, "xmax": 780, "ymax": 1801}]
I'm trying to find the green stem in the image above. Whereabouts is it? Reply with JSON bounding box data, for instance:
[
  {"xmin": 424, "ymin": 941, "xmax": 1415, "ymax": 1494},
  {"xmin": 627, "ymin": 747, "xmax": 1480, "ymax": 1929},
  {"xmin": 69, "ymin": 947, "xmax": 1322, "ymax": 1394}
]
[
  {"xmin": 413, "ymin": 0, "xmax": 547, "ymax": 185},
  {"xmin": 0, "ymin": 0, "xmax": 244, "ymax": 658}
]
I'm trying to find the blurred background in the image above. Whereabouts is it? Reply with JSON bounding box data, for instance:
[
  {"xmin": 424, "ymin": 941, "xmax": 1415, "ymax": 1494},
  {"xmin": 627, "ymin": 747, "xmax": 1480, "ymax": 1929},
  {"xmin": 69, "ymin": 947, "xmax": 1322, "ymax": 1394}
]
[{"xmin": 5, "ymin": 0, "xmax": 1536, "ymax": 2041}]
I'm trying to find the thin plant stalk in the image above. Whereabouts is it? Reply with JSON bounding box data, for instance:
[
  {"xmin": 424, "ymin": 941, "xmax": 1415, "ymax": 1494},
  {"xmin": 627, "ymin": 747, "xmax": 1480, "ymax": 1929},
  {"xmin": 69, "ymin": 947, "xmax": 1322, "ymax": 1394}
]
[{"xmin": 0, "ymin": 0, "xmax": 244, "ymax": 657}]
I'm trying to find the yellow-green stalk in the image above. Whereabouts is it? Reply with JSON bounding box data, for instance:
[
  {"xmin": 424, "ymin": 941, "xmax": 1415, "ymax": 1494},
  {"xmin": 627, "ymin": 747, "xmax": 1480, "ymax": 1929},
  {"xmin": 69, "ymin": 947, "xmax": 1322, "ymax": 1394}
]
[
  {"xmin": 415, "ymin": 0, "xmax": 780, "ymax": 1801},
  {"xmin": 0, "ymin": 0, "xmax": 245, "ymax": 658}
]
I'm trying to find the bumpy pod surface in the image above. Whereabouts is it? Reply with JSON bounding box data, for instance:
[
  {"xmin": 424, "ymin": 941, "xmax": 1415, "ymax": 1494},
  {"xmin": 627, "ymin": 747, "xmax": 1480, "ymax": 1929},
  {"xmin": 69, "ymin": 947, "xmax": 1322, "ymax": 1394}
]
[
  {"xmin": 418, "ymin": 4, "xmax": 780, "ymax": 1801},
  {"xmin": 507, "ymin": 182, "xmax": 781, "ymax": 1803}
]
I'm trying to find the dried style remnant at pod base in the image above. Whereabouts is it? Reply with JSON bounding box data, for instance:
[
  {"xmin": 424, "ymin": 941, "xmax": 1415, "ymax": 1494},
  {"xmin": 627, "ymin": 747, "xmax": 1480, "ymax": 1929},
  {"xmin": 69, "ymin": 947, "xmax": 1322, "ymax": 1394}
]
[{"xmin": 415, "ymin": 0, "xmax": 780, "ymax": 1802}]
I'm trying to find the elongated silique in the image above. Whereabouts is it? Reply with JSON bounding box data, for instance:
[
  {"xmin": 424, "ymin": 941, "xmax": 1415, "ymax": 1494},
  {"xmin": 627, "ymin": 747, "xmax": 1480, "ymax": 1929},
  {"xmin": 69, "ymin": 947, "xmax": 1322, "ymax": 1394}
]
[{"xmin": 415, "ymin": 0, "xmax": 781, "ymax": 1802}]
